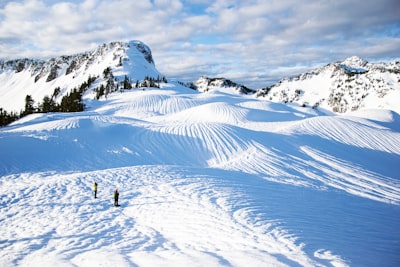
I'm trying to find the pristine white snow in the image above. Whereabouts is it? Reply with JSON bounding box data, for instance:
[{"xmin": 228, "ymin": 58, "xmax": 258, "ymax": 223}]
[{"xmin": 1, "ymin": 83, "xmax": 400, "ymax": 267}]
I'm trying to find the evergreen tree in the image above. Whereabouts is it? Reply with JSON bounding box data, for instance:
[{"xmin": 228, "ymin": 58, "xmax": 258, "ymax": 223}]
[
  {"xmin": 60, "ymin": 88, "xmax": 84, "ymax": 112},
  {"xmin": 103, "ymin": 67, "xmax": 112, "ymax": 79},
  {"xmin": 0, "ymin": 108, "xmax": 19, "ymax": 127},
  {"xmin": 23, "ymin": 95, "xmax": 35, "ymax": 116},
  {"xmin": 123, "ymin": 75, "xmax": 132, "ymax": 89},
  {"xmin": 39, "ymin": 95, "xmax": 58, "ymax": 113},
  {"xmin": 96, "ymin": 84, "xmax": 105, "ymax": 99}
]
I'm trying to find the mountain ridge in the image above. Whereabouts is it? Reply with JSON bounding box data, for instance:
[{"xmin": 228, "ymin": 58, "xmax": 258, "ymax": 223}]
[
  {"xmin": 257, "ymin": 56, "xmax": 400, "ymax": 113},
  {"xmin": 193, "ymin": 76, "xmax": 256, "ymax": 95},
  {"xmin": 0, "ymin": 40, "xmax": 161, "ymax": 112},
  {"xmin": 1, "ymin": 41, "xmax": 399, "ymax": 116}
]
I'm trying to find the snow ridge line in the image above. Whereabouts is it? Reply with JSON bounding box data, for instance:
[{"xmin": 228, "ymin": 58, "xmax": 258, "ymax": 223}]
[{"xmin": 301, "ymin": 146, "xmax": 400, "ymax": 204}]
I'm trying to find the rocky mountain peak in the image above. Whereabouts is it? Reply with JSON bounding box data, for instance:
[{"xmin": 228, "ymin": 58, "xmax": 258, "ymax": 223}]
[
  {"xmin": 0, "ymin": 40, "xmax": 162, "ymax": 112},
  {"xmin": 341, "ymin": 56, "xmax": 368, "ymax": 68},
  {"xmin": 128, "ymin": 41, "xmax": 155, "ymax": 65},
  {"xmin": 339, "ymin": 56, "xmax": 368, "ymax": 75},
  {"xmin": 194, "ymin": 76, "xmax": 256, "ymax": 95},
  {"xmin": 256, "ymin": 57, "xmax": 400, "ymax": 114}
]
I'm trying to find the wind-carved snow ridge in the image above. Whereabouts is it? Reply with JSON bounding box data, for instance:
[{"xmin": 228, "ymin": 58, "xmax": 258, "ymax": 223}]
[{"xmin": 300, "ymin": 146, "xmax": 400, "ymax": 204}]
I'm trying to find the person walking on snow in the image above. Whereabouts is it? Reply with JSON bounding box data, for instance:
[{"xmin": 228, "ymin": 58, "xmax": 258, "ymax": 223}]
[
  {"xmin": 114, "ymin": 189, "xmax": 119, "ymax": 206},
  {"xmin": 94, "ymin": 182, "xmax": 98, "ymax": 199}
]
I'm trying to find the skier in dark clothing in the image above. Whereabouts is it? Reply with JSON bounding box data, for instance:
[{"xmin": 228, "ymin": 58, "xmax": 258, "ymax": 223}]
[
  {"xmin": 114, "ymin": 189, "xmax": 119, "ymax": 206},
  {"xmin": 94, "ymin": 182, "xmax": 98, "ymax": 199}
]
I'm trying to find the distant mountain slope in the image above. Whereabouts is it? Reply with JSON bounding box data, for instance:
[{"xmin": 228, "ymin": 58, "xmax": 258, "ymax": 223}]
[
  {"xmin": 256, "ymin": 56, "xmax": 400, "ymax": 114},
  {"xmin": 194, "ymin": 76, "xmax": 256, "ymax": 95},
  {"xmin": 0, "ymin": 41, "xmax": 162, "ymax": 112}
]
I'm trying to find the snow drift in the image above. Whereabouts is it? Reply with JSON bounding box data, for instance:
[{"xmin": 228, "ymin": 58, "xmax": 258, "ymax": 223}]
[{"xmin": 1, "ymin": 84, "xmax": 400, "ymax": 266}]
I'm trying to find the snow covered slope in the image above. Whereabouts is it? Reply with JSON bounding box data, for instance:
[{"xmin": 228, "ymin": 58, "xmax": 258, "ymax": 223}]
[
  {"xmin": 193, "ymin": 76, "xmax": 256, "ymax": 95},
  {"xmin": 0, "ymin": 41, "xmax": 161, "ymax": 112},
  {"xmin": 1, "ymin": 41, "xmax": 400, "ymax": 267},
  {"xmin": 257, "ymin": 56, "xmax": 400, "ymax": 114},
  {"xmin": 1, "ymin": 84, "xmax": 400, "ymax": 266}
]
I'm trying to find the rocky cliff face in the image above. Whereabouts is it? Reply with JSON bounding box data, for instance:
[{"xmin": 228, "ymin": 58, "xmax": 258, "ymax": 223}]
[
  {"xmin": 0, "ymin": 41, "xmax": 161, "ymax": 112},
  {"xmin": 257, "ymin": 56, "xmax": 400, "ymax": 113}
]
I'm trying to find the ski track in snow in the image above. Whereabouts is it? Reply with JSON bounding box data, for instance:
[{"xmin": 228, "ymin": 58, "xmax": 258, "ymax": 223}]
[{"xmin": 1, "ymin": 86, "xmax": 400, "ymax": 266}]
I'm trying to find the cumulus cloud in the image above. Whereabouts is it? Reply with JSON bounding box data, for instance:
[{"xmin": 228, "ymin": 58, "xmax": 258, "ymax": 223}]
[{"xmin": 0, "ymin": 0, "xmax": 399, "ymax": 88}]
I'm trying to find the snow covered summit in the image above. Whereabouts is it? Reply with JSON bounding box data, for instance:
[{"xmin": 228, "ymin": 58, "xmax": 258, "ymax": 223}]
[
  {"xmin": 0, "ymin": 40, "xmax": 162, "ymax": 112},
  {"xmin": 341, "ymin": 56, "xmax": 368, "ymax": 69},
  {"xmin": 194, "ymin": 76, "xmax": 256, "ymax": 94},
  {"xmin": 257, "ymin": 56, "xmax": 400, "ymax": 113}
]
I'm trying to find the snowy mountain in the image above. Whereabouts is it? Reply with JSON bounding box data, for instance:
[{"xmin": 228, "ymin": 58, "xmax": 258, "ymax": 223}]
[
  {"xmin": 256, "ymin": 56, "xmax": 400, "ymax": 114},
  {"xmin": 1, "ymin": 42, "xmax": 400, "ymax": 266},
  {"xmin": 0, "ymin": 41, "xmax": 161, "ymax": 112},
  {"xmin": 193, "ymin": 76, "xmax": 256, "ymax": 94},
  {"xmin": 2, "ymin": 42, "xmax": 399, "ymax": 116}
]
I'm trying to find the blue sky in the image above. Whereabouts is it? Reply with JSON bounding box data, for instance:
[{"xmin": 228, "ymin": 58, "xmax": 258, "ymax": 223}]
[{"xmin": 0, "ymin": 0, "xmax": 399, "ymax": 88}]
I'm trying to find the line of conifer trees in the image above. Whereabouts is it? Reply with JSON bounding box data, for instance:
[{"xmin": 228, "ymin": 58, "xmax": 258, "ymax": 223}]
[
  {"xmin": 1, "ymin": 72, "xmax": 168, "ymax": 127},
  {"xmin": 94, "ymin": 73, "xmax": 168, "ymax": 100}
]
